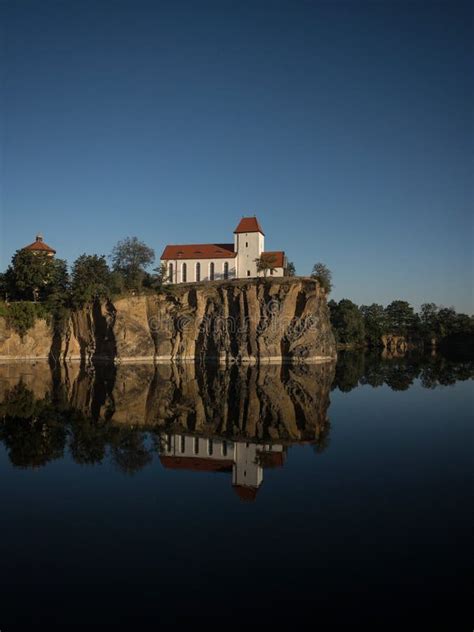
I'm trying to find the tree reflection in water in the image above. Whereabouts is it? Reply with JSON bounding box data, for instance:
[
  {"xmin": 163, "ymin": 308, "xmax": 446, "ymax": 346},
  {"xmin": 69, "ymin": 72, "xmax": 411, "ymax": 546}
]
[{"xmin": 333, "ymin": 350, "xmax": 474, "ymax": 392}]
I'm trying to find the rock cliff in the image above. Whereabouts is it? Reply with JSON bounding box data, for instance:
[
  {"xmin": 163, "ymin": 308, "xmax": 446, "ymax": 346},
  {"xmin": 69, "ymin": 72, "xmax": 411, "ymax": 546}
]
[
  {"xmin": 0, "ymin": 317, "xmax": 53, "ymax": 361},
  {"xmin": 0, "ymin": 278, "xmax": 336, "ymax": 363}
]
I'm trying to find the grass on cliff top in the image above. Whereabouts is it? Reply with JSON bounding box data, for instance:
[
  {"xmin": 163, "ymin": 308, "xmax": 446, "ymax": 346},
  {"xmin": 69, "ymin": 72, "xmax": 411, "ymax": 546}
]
[{"xmin": 0, "ymin": 301, "xmax": 51, "ymax": 339}]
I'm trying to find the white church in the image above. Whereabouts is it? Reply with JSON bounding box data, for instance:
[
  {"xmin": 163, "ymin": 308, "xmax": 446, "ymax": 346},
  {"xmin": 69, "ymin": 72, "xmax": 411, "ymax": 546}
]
[{"xmin": 160, "ymin": 216, "xmax": 287, "ymax": 284}]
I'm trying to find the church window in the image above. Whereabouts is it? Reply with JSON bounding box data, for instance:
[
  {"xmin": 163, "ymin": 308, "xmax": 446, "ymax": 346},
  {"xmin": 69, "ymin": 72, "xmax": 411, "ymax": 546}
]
[
  {"xmin": 224, "ymin": 262, "xmax": 229, "ymax": 280},
  {"xmin": 182, "ymin": 262, "xmax": 187, "ymax": 283},
  {"xmin": 210, "ymin": 262, "xmax": 215, "ymax": 281},
  {"xmin": 196, "ymin": 262, "xmax": 201, "ymax": 282}
]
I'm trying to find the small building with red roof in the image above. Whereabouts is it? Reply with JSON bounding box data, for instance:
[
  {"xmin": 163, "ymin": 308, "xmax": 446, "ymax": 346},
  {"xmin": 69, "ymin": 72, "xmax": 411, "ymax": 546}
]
[
  {"xmin": 160, "ymin": 216, "xmax": 287, "ymax": 283},
  {"xmin": 22, "ymin": 234, "xmax": 56, "ymax": 256}
]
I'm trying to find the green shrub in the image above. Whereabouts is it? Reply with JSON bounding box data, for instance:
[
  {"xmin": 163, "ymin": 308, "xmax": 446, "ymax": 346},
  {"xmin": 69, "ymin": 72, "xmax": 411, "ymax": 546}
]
[{"xmin": 0, "ymin": 301, "xmax": 49, "ymax": 339}]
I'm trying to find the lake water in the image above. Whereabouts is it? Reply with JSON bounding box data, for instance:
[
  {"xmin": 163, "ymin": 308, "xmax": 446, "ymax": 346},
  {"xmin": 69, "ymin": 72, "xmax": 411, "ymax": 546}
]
[{"xmin": 0, "ymin": 352, "xmax": 472, "ymax": 625}]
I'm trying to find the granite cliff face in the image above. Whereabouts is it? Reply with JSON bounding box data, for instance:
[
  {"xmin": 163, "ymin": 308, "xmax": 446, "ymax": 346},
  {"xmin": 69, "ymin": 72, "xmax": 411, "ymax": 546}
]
[
  {"xmin": 0, "ymin": 317, "xmax": 53, "ymax": 361},
  {"xmin": 1, "ymin": 278, "xmax": 336, "ymax": 363}
]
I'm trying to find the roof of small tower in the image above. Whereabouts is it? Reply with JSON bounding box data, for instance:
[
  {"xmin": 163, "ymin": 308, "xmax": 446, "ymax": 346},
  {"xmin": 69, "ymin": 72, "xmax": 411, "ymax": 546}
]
[
  {"xmin": 233, "ymin": 216, "xmax": 265, "ymax": 235},
  {"xmin": 22, "ymin": 234, "xmax": 56, "ymax": 254}
]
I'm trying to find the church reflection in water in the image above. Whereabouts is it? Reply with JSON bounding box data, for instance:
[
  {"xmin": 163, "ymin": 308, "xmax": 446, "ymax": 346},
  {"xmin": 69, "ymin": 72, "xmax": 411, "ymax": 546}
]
[
  {"xmin": 160, "ymin": 432, "xmax": 287, "ymax": 502},
  {"xmin": 0, "ymin": 361, "xmax": 335, "ymax": 500}
]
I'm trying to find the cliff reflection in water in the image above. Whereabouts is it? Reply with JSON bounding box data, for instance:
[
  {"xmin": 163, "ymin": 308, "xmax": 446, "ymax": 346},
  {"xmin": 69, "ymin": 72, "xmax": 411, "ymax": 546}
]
[
  {"xmin": 0, "ymin": 362, "xmax": 335, "ymax": 499},
  {"xmin": 1, "ymin": 353, "xmax": 472, "ymax": 499}
]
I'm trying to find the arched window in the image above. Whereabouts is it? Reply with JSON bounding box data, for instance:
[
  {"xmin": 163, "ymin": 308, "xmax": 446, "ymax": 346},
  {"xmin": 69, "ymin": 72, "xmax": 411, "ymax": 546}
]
[
  {"xmin": 169, "ymin": 263, "xmax": 173, "ymax": 283},
  {"xmin": 223, "ymin": 261, "xmax": 229, "ymax": 280},
  {"xmin": 182, "ymin": 262, "xmax": 187, "ymax": 283},
  {"xmin": 196, "ymin": 262, "xmax": 201, "ymax": 282},
  {"xmin": 180, "ymin": 435, "xmax": 186, "ymax": 453},
  {"xmin": 210, "ymin": 262, "xmax": 215, "ymax": 281}
]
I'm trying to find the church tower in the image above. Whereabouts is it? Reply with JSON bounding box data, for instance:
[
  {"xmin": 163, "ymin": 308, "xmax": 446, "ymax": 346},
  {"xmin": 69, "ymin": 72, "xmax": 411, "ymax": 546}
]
[{"xmin": 234, "ymin": 216, "xmax": 265, "ymax": 278}]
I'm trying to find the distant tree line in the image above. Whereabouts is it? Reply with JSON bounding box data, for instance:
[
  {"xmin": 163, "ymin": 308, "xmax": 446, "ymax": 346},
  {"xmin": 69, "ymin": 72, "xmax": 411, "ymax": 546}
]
[
  {"xmin": 328, "ymin": 298, "xmax": 474, "ymax": 349},
  {"xmin": 308, "ymin": 262, "xmax": 473, "ymax": 349}
]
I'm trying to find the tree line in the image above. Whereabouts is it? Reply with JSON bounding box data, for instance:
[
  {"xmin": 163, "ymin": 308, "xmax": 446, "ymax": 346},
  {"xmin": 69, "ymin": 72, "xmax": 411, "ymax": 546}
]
[
  {"xmin": 328, "ymin": 298, "xmax": 474, "ymax": 348},
  {"xmin": 0, "ymin": 236, "xmax": 159, "ymax": 306}
]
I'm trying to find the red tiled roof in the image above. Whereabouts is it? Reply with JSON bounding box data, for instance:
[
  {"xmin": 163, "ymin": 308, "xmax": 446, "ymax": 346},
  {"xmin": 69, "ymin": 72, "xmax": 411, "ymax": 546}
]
[
  {"xmin": 233, "ymin": 485, "xmax": 259, "ymax": 502},
  {"xmin": 160, "ymin": 456, "xmax": 233, "ymax": 472},
  {"xmin": 161, "ymin": 243, "xmax": 236, "ymax": 260},
  {"xmin": 22, "ymin": 235, "xmax": 56, "ymax": 254},
  {"xmin": 261, "ymin": 251, "xmax": 285, "ymax": 268},
  {"xmin": 234, "ymin": 216, "xmax": 265, "ymax": 235}
]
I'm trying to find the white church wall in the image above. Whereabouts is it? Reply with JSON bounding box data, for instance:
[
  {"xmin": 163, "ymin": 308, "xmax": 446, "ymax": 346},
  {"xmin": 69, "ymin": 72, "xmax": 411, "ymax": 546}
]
[{"xmin": 165, "ymin": 258, "xmax": 236, "ymax": 284}]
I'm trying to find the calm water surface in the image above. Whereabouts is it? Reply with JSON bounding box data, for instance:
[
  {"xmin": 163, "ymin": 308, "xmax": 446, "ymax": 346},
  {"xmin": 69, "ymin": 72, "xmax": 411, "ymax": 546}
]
[{"xmin": 1, "ymin": 353, "xmax": 472, "ymax": 625}]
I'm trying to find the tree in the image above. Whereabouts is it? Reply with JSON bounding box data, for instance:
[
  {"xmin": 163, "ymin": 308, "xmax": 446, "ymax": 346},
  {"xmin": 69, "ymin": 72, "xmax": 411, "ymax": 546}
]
[
  {"xmin": 44, "ymin": 257, "xmax": 69, "ymax": 308},
  {"xmin": 150, "ymin": 262, "xmax": 171, "ymax": 289},
  {"xmin": 384, "ymin": 300, "xmax": 416, "ymax": 336},
  {"xmin": 452, "ymin": 313, "xmax": 474, "ymax": 337},
  {"xmin": 0, "ymin": 272, "xmax": 8, "ymax": 301},
  {"xmin": 360, "ymin": 303, "xmax": 387, "ymax": 346},
  {"xmin": 6, "ymin": 249, "xmax": 68, "ymax": 302},
  {"xmin": 255, "ymin": 254, "xmax": 278, "ymax": 278},
  {"xmin": 419, "ymin": 303, "xmax": 439, "ymax": 341},
  {"xmin": 311, "ymin": 262, "xmax": 332, "ymax": 293},
  {"xmin": 110, "ymin": 237, "xmax": 155, "ymax": 290},
  {"xmin": 286, "ymin": 261, "xmax": 296, "ymax": 277},
  {"xmin": 71, "ymin": 254, "xmax": 112, "ymax": 306},
  {"xmin": 435, "ymin": 307, "xmax": 458, "ymax": 338},
  {"xmin": 329, "ymin": 299, "xmax": 365, "ymax": 345}
]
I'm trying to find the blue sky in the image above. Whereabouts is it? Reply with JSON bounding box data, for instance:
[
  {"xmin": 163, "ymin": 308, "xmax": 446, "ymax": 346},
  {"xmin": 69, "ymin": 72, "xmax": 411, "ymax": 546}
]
[{"xmin": 1, "ymin": 0, "xmax": 472, "ymax": 311}]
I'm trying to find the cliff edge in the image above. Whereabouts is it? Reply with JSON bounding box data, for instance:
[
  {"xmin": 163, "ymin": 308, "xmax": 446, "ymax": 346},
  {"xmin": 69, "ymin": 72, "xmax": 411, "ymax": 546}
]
[{"xmin": 0, "ymin": 278, "xmax": 336, "ymax": 363}]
